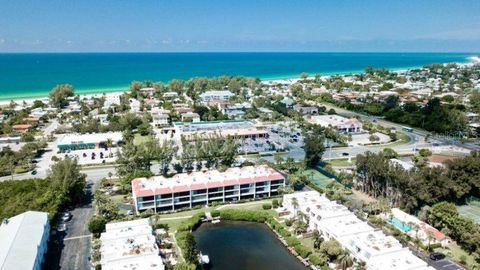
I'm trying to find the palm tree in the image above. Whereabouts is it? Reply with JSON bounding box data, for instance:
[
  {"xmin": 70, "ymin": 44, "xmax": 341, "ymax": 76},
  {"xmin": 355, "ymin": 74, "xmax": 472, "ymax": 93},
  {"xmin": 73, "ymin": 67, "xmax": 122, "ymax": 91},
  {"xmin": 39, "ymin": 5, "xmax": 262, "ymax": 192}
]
[
  {"xmin": 337, "ymin": 253, "xmax": 354, "ymax": 270},
  {"xmin": 355, "ymin": 261, "xmax": 367, "ymax": 270},
  {"xmin": 106, "ymin": 138, "xmax": 114, "ymax": 157},
  {"xmin": 291, "ymin": 197, "xmax": 299, "ymax": 215}
]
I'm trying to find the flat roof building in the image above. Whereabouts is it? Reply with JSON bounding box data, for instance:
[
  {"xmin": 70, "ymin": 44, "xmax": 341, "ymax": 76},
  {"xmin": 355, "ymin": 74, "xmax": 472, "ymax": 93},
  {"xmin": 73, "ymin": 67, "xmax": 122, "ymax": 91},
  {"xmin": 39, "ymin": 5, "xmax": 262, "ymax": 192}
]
[
  {"xmin": 174, "ymin": 120, "xmax": 268, "ymax": 141},
  {"xmin": 282, "ymin": 192, "xmax": 433, "ymax": 270},
  {"xmin": 0, "ymin": 211, "xmax": 50, "ymax": 270},
  {"xmin": 100, "ymin": 218, "xmax": 164, "ymax": 270},
  {"xmin": 199, "ymin": 90, "xmax": 234, "ymax": 103},
  {"xmin": 57, "ymin": 132, "xmax": 123, "ymax": 151},
  {"xmin": 308, "ymin": 115, "xmax": 362, "ymax": 133},
  {"xmin": 132, "ymin": 165, "xmax": 285, "ymax": 213}
]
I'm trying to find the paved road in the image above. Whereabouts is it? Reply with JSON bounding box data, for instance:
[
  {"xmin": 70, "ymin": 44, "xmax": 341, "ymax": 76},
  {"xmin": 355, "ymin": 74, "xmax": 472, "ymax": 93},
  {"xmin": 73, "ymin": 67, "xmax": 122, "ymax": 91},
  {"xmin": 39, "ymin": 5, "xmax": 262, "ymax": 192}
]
[
  {"xmin": 313, "ymin": 102, "xmax": 480, "ymax": 151},
  {"xmin": 55, "ymin": 177, "xmax": 101, "ymax": 270}
]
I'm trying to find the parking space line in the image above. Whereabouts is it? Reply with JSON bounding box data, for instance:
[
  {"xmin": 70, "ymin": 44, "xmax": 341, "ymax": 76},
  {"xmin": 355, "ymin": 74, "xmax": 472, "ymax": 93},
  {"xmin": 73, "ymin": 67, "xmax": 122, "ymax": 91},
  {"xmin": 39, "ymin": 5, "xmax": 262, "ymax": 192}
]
[{"xmin": 64, "ymin": 234, "xmax": 91, "ymax": 241}]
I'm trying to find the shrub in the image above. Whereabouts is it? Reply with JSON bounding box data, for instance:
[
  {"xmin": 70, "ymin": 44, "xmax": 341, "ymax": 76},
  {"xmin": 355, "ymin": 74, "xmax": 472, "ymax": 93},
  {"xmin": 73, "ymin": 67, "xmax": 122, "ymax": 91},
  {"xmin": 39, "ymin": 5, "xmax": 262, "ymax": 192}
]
[
  {"xmin": 308, "ymin": 253, "xmax": 327, "ymax": 266},
  {"xmin": 211, "ymin": 210, "xmax": 221, "ymax": 217},
  {"xmin": 140, "ymin": 209, "xmax": 154, "ymax": 218},
  {"xmin": 88, "ymin": 216, "xmax": 106, "ymax": 236},
  {"xmin": 272, "ymin": 199, "xmax": 279, "ymax": 208},
  {"xmin": 219, "ymin": 209, "xmax": 268, "ymax": 223},
  {"xmin": 285, "ymin": 218, "xmax": 294, "ymax": 227},
  {"xmin": 262, "ymin": 203, "xmax": 272, "ymax": 210},
  {"xmin": 175, "ymin": 231, "xmax": 198, "ymax": 264},
  {"xmin": 294, "ymin": 244, "xmax": 311, "ymax": 258},
  {"xmin": 286, "ymin": 236, "xmax": 301, "ymax": 247},
  {"xmin": 173, "ymin": 263, "xmax": 197, "ymax": 270}
]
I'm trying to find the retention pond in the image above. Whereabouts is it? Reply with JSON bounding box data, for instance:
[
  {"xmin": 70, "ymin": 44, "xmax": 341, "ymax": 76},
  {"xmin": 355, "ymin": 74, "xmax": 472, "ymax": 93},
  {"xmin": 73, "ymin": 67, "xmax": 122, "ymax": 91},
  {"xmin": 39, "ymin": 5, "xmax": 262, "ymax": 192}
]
[{"xmin": 194, "ymin": 221, "xmax": 309, "ymax": 270}]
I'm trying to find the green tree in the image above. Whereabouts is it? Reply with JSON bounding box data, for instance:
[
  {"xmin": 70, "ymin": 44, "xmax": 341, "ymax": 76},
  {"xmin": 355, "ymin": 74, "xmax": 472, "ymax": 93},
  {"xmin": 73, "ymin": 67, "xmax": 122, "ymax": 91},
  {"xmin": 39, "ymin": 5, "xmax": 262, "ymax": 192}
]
[
  {"xmin": 49, "ymin": 84, "xmax": 74, "ymax": 108},
  {"xmin": 88, "ymin": 216, "xmax": 106, "ymax": 236},
  {"xmin": 49, "ymin": 157, "xmax": 86, "ymax": 205},
  {"xmin": 304, "ymin": 127, "xmax": 326, "ymax": 167}
]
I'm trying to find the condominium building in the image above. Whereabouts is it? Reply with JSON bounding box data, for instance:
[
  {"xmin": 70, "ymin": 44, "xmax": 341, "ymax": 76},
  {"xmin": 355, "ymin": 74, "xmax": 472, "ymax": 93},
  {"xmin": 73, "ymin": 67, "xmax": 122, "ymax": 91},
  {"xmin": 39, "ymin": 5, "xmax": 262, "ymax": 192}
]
[
  {"xmin": 100, "ymin": 218, "xmax": 164, "ymax": 270},
  {"xmin": 173, "ymin": 120, "xmax": 268, "ymax": 141},
  {"xmin": 132, "ymin": 165, "xmax": 285, "ymax": 213},
  {"xmin": 199, "ymin": 90, "xmax": 234, "ymax": 103},
  {"xmin": 0, "ymin": 211, "xmax": 50, "ymax": 270},
  {"xmin": 282, "ymin": 191, "xmax": 433, "ymax": 270}
]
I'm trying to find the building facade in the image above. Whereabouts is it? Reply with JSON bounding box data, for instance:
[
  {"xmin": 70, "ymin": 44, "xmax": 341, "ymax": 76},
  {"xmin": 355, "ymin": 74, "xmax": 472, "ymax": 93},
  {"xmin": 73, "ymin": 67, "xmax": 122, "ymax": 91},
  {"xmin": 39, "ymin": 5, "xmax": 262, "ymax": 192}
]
[
  {"xmin": 132, "ymin": 165, "xmax": 285, "ymax": 213},
  {"xmin": 0, "ymin": 211, "xmax": 50, "ymax": 270},
  {"xmin": 282, "ymin": 192, "xmax": 433, "ymax": 270}
]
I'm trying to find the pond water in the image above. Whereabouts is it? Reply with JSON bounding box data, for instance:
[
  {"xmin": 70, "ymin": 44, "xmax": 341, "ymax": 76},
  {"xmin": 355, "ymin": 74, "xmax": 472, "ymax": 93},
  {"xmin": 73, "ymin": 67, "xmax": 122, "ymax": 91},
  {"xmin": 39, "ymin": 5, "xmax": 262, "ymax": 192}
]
[{"xmin": 194, "ymin": 221, "xmax": 309, "ymax": 270}]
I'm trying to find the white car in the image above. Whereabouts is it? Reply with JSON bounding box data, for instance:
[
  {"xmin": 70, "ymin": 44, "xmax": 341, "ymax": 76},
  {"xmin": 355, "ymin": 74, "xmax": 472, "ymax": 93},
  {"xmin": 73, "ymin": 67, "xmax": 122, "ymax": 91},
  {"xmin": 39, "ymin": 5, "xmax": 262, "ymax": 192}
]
[{"xmin": 61, "ymin": 212, "xmax": 72, "ymax": 222}]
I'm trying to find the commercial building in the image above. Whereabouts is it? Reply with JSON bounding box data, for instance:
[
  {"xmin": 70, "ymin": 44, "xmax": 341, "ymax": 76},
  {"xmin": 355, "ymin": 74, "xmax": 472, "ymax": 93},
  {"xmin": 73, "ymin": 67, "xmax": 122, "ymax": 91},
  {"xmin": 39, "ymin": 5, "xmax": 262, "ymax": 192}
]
[
  {"xmin": 100, "ymin": 218, "xmax": 164, "ymax": 270},
  {"xmin": 308, "ymin": 115, "xmax": 362, "ymax": 133},
  {"xmin": 57, "ymin": 132, "xmax": 123, "ymax": 151},
  {"xmin": 282, "ymin": 191, "xmax": 433, "ymax": 270},
  {"xmin": 199, "ymin": 90, "xmax": 234, "ymax": 103},
  {"xmin": 132, "ymin": 165, "xmax": 285, "ymax": 213},
  {"xmin": 173, "ymin": 120, "xmax": 268, "ymax": 141},
  {"xmin": 0, "ymin": 211, "xmax": 50, "ymax": 270}
]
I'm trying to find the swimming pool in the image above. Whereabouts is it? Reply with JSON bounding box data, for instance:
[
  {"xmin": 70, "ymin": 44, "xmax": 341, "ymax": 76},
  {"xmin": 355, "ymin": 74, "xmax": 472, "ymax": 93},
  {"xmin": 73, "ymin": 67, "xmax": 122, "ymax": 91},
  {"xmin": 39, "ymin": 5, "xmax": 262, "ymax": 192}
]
[{"xmin": 388, "ymin": 217, "xmax": 412, "ymax": 233}]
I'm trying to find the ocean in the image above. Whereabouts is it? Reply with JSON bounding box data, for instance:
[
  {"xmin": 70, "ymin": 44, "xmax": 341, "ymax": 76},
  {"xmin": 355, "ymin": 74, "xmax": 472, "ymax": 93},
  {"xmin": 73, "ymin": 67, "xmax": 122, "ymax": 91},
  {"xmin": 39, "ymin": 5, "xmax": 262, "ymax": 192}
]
[{"xmin": 0, "ymin": 52, "xmax": 474, "ymax": 100}]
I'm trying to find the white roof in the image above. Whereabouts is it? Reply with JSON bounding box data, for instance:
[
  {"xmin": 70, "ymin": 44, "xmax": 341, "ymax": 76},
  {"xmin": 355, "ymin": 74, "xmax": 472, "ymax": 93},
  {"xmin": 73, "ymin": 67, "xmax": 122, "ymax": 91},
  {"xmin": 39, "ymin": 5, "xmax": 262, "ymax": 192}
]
[
  {"xmin": 58, "ymin": 132, "xmax": 123, "ymax": 145},
  {"xmin": 319, "ymin": 214, "xmax": 374, "ymax": 238},
  {"xmin": 339, "ymin": 231, "xmax": 405, "ymax": 261},
  {"xmin": 367, "ymin": 249, "xmax": 429, "ymax": 270},
  {"xmin": 309, "ymin": 115, "xmax": 360, "ymax": 127},
  {"xmin": 200, "ymin": 90, "xmax": 234, "ymax": 97},
  {"xmin": 101, "ymin": 218, "xmax": 164, "ymax": 270},
  {"xmin": 0, "ymin": 211, "xmax": 49, "ymax": 270}
]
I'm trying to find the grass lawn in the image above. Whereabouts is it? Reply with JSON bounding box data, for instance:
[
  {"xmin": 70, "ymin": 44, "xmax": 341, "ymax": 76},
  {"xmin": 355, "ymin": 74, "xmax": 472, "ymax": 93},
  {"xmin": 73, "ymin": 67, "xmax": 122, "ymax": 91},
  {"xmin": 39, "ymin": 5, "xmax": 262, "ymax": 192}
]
[
  {"xmin": 133, "ymin": 134, "xmax": 150, "ymax": 145},
  {"xmin": 385, "ymin": 131, "xmax": 411, "ymax": 147},
  {"xmin": 326, "ymin": 158, "xmax": 356, "ymax": 167},
  {"xmin": 155, "ymin": 199, "xmax": 279, "ymax": 231},
  {"xmin": 434, "ymin": 242, "xmax": 476, "ymax": 267}
]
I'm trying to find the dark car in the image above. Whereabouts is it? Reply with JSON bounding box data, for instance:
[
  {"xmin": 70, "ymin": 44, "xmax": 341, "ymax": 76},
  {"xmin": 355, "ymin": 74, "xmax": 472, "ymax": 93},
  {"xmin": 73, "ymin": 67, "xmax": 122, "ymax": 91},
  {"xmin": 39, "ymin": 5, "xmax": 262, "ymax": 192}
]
[
  {"xmin": 429, "ymin": 252, "xmax": 446, "ymax": 261},
  {"xmin": 342, "ymin": 152, "xmax": 349, "ymax": 156},
  {"xmin": 31, "ymin": 170, "xmax": 37, "ymax": 175}
]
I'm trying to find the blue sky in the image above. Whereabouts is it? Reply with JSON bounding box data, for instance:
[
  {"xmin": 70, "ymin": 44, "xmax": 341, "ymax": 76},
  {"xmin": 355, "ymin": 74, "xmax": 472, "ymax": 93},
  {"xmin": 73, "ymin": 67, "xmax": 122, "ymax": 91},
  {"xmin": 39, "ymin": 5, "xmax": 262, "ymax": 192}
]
[{"xmin": 0, "ymin": 0, "xmax": 479, "ymax": 52}]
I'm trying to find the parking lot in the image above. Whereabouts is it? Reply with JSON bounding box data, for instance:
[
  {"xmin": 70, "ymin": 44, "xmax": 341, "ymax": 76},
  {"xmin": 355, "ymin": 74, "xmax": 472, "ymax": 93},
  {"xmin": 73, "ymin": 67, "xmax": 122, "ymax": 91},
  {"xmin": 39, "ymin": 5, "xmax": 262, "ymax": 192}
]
[
  {"xmin": 429, "ymin": 259, "xmax": 464, "ymax": 270},
  {"xmin": 61, "ymin": 147, "xmax": 118, "ymax": 165}
]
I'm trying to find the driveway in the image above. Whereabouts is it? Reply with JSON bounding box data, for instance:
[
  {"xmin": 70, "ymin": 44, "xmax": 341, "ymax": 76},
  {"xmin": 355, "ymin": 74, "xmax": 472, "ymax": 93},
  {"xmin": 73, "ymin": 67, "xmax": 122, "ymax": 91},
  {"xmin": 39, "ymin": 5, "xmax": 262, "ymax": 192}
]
[
  {"xmin": 44, "ymin": 177, "xmax": 102, "ymax": 270},
  {"xmin": 429, "ymin": 259, "xmax": 464, "ymax": 270}
]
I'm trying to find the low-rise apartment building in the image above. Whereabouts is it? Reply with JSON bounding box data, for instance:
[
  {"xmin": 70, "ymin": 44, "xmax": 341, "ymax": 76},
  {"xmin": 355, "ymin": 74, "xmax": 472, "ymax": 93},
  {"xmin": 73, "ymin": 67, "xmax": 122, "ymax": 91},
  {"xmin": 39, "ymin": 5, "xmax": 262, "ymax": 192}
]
[
  {"xmin": 0, "ymin": 211, "xmax": 50, "ymax": 270},
  {"xmin": 199, "ymin": 90, "xmax": 234, "ymax": 103},
  {"xmin": 132, "ymin": 165, "xmax": 285, "ymax": 213},
  {"xmin": 282, "ymin": 191, "xmax": 433, "ymax": 270},
  {"xmin": 100, "ymin": 218, "xmax": 164, "ymax": 270}
]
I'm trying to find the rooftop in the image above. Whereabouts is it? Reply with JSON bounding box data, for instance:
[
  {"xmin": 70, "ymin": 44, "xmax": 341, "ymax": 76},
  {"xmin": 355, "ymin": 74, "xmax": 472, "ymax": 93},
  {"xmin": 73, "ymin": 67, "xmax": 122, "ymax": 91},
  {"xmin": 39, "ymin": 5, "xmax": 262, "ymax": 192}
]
[
  {"xmin": 132, "ymin": 165, "xmax": 284, "ymax": 197},
  {"xmin": 58, "ymin": 132, "xmax": 123, "ymax": 145},
  {"xmin": 0, "ymin": 211, "xmax": 49, "ymax": 270},
  {"xmin": 100, "ymin": 218, "xmax": 164, "ymax": 270}
]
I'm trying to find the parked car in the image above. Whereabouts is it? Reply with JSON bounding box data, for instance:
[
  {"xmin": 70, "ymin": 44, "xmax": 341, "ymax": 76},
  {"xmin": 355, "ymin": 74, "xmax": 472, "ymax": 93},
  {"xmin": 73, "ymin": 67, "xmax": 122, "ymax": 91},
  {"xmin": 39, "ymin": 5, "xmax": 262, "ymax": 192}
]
[
  {"xmin": 31, "ymin": 170, "xmax": 37, "ymax": 175},
  {"xmin": 58, "ymin": 223, "xmax": 67, "ymax": 232},
  {"xmin": 429, "ymin": 252, "xmax": 446, "ymax": 261},
  {"xmin": 61, "ymin": 212, "xmax": 72, "ymax": 222}
]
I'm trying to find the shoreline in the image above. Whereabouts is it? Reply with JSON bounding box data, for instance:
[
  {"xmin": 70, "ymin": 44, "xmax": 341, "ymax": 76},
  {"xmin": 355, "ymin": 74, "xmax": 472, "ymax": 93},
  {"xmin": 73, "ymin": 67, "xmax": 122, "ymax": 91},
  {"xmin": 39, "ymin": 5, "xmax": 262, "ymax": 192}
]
[{"xmin": 1, "ymin": 56, "xmax": 477, "ymax": 105}]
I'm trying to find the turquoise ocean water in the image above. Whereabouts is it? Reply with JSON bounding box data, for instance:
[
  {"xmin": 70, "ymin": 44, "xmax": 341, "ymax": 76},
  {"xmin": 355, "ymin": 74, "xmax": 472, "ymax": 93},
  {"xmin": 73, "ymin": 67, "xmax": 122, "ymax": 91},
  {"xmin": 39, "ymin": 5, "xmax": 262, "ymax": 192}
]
[{"xmin": 0, "ymin": 52, "xmax": 474, "ymax": 100}]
